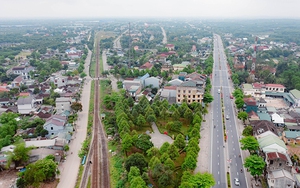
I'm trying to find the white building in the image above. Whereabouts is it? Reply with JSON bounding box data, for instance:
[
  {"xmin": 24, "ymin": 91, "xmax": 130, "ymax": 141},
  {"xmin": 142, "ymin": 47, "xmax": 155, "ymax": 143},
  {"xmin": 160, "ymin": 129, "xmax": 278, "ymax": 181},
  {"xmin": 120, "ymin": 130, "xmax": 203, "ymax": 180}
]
[
  {"xmin": 144, "ymin": 77, "xmax": 160, "ymax": 88},
  {"xmin": 55, "ymin": 97, "xmax": 71, "ymax": 114},
  {"xmin": 43, "ymin": 115, "xmax": 67, "ymax": 137},
  {"xmin": 17, "ymin": 96, "xmax": 36, "ymax": 115}
]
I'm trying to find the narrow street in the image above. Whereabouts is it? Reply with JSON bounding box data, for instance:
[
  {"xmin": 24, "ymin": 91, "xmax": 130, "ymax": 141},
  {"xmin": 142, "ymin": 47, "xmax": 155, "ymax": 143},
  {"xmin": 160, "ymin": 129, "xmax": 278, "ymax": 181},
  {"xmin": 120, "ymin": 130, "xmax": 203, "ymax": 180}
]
[{"xmin": 161, "ymin": 26, "xmax": 167, "ymax": 44}]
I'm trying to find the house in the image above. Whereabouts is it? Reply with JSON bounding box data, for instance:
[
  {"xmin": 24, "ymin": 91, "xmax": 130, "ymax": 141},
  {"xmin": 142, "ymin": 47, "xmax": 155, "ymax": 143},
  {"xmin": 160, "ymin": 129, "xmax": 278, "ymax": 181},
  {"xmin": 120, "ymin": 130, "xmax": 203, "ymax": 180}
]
[
  {"xmin": 49, "ymin": 73, "xmax": 68, "ymax": 87},
  {"xmin": 290, "ymin": 89, "xmax": 300, "ymax": 107},
  {"xmin": 43, "ymin": 115, "xmax": 67, "ymax": 137},
  {"xmin": 267, "ymin": 169, "xmax": 294, "ymax": 188},
  {"xmin": 242, "ymin": 83, "xmax": 266, "ymax": 98},
  {"xmin": 55, "ymin": 97, "xmax": 71, "ymax": 114},
  {"xmin": 176, "ymin": 80, "xmax": 205, "ymax": 104},
  {"xmin": 244, "ymin": 97, "xmax": 257, "ymax": 113},
  {"xmin": 168, "ymin": 79, "xmax": 183, "ymax": 86},
  {"xmin": 248, "ymin": 111, "xmax": 260, "ymax": 121},
  {"xmin": 173, "ymin": 64, "xmax": 186, "ymax": 71},
  {"xmin": 258, "ymin": 98, "xmax": 267, "ymax": 107},
  {"xmin": 265, "ymin": 84, "xmax": 285, "ymax": 93},
  {"xmin": 257, "ymin": 134, "xmax": 287, "ymax": 153},
  {"xmin": 11, "ymin": 75, "xmax": 35, "ymax": 88},
  {"xmin": 117, "ymin": 51, "xmax": 124, "ymax": 57},
  {"xmin": 251, "ymin": 120, "xmax": 278, "ymax": 137},
  {"xmin": 265, "ymin": 152, "xmax": 292, "ymax": 172},
  {"xmin": 139, "ymin": 62, "xmax": 153, "ymax": 70},
  {"xmin": 0, "ymin": 98, "xmax": 10, "ymax": 106},
  {"xmin": 11, "ymin": 66, "xmax": 35, "ymax": 78},
  {"xmin": 166, "ymin": 44, "xmax": 175, "ymax": 51},
  {"xmin": 271, "ymin": 113, "xmax": 285, "ymax": 127},
  {"xmin": 160, "ymin": 86, "xmax": 177, "ymax": 104},
  {"xmin": 17, "ymin": 96, "xmax": 36, "ymax": 115},
  {"xmin": 144, "ymin": 77, "xmax": 160, "ymax": 88},
  {"xmin": 178, "ymin": 72, "xmax": 187, "ymax": 81},
  {"xmin": 282, "ymin": 131, "xmax": 300, "ymax": 145},
  {"xmin": 25, "ymin": 138, "xmax": 65, "ymax": 150}
]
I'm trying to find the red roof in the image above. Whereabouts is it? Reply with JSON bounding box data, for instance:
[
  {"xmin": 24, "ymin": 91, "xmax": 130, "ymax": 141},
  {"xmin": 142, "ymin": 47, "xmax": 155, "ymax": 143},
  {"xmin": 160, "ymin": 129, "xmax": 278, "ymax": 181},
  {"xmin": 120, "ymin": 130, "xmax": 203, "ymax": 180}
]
[
  {"xmin": 244, "ymin": 97, "xmax": 256, "ymax": 106},
  {"xmin": 166, "ymin": 44, "xmax": 174, "ymax": 47},
  {"xmin": 140, "ymin": 62, "xmax": 153, "ymax": 69},
  {"xmin": 248, "ymin": 110, "xmax": 258, "ymax": 117},
  {"xmin": 19, "ymin": 92, "xmax": 30, "ymax": 97},
  {"xmin": 267, "ymin": 152, "xmax": 288, "ymax": 161},
  {"xmin": 0, "ymin": 87, "xmax": 9, "ymax": 92},
  {"xmin": 265, "ymin": 84, "xmax": 285, "ymax": 88},
  {"xmin": 252, "ymin": 83, "xmax": 265, "ymax": 89}
]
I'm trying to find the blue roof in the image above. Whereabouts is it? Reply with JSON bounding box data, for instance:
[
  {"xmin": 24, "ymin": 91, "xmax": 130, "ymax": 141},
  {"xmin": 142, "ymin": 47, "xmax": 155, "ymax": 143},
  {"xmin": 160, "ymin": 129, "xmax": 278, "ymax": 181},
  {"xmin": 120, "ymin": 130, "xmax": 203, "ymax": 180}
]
[
  {"xmin": 140, "ymin": 73, "xmax": 150, "ymax": 81},
  {"xmin": 257, "ymin": 112, "xmax": 271, "ymax": 121}
]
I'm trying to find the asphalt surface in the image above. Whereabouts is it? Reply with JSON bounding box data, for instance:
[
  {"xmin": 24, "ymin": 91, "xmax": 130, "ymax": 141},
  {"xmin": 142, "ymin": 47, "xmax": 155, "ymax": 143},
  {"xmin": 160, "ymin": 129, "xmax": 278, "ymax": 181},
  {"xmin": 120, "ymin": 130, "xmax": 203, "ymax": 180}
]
[{"xmin": 212, "ymin": 34, "xmax": 247, "ymax": 188}]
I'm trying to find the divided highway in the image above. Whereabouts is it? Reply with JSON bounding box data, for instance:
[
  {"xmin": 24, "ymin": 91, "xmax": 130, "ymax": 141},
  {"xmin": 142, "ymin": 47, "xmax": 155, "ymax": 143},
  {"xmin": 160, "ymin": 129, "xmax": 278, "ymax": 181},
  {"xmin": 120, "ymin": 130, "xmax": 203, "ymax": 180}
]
[{"xmin": 211, "ymin": 34, "xmax": 247, "ymax": 188}]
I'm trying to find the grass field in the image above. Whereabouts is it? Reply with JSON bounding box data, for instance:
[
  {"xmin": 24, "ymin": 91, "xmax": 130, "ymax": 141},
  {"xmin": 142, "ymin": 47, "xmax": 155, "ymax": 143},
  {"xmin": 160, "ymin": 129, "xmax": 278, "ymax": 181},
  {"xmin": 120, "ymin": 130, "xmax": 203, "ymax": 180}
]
[{"xmin": 15, "ymin": 51, "xmax": 31, "ymax": 59}]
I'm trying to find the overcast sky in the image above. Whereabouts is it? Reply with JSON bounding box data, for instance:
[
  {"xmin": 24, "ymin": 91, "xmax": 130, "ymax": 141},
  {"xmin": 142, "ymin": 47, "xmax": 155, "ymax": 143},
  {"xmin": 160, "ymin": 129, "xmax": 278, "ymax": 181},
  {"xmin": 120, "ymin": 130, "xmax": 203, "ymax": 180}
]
[{"xmin": 1, "ymin": 0, "xmax": 300, "ymax": 19}]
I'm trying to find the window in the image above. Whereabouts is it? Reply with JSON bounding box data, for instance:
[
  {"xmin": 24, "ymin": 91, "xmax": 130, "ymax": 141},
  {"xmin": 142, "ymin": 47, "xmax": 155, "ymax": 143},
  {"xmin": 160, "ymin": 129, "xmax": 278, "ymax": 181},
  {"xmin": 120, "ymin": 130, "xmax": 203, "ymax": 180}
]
[
  {"xmin": 178, "ymin": 99, "xmax": 180, "ymax": 102},
  {"xmin": 178, "ymin": 90, "xmax": 181, "ymax": 93},
  {"xmin": 279, "ymin": 163, "xmax": 282, "ymax": 166},
  {"xmin": 183, "ymin": 95, "xmax": 186, "ymax": 98},
  {"xmin": 188, "ymin": 90, "xmax": 191, "ymax": 93},
  {"xmin": 188, "ymin": 95, "xmax": 191, "ymax": 98},
  {"xmin": 197, "ymin": 100, "xmax": 200, "ymax": 102},
  {"xmin": 183, "ymin": 90, "xmax": 186, "ymax": 93},
  {"xmin": 178, "ymin": 95, "xmax": 180, "ymax": 97},
  {"xmin": 188, "ymin": 100, "xmax": 190, "ymax": 103},
  {"xmin": 270, "ymin": 160, "xmax": 273, "ymax": 164},
  {"xmin": 51, "ymin": 127, "xmax": 53, "ymax": 130},
  {"xmin": 52, "ymin": 133, "xmax": 54, "ymax": 135},
  {"xmin": 193, "ymin": 95, "xmax": 195, "ymax": 98},
  {"xmin": 198, "ymin": 95, "xmax": 200, "ymax": 98}
]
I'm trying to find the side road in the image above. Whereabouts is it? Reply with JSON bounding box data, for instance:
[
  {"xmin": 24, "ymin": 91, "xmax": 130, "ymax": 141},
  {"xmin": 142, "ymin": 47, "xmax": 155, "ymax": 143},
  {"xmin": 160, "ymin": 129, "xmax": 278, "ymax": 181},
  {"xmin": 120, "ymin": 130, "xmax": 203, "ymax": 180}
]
[{"xmin": 56, "ymin": 48, "xmax": 92, "ymax": 188}]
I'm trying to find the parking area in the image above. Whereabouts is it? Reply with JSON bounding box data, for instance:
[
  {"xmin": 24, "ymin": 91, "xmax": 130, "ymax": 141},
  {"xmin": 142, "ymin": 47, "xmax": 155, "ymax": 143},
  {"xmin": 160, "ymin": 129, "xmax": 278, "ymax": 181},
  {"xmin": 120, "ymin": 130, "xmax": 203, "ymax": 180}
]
[{"xmin": 264, "ymin": 98, "xmax": 289, "ymax": 109}]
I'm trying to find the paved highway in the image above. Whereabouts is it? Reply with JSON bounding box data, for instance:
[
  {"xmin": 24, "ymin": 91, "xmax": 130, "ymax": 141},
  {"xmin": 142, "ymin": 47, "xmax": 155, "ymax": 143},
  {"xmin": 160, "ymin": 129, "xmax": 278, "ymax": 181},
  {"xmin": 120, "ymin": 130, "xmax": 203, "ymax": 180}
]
[{"xmin": 212, "ymin": 34, "xmax": 247, "ymax": 187}]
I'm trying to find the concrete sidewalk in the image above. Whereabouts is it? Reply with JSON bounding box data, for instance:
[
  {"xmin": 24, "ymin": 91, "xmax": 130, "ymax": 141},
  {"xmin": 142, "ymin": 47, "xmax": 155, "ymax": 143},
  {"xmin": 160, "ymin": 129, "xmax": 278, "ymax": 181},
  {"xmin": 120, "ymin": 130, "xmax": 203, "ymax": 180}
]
[{"xmin": 195, "ymin": 105, "xmax": 212, "ymax": 173}]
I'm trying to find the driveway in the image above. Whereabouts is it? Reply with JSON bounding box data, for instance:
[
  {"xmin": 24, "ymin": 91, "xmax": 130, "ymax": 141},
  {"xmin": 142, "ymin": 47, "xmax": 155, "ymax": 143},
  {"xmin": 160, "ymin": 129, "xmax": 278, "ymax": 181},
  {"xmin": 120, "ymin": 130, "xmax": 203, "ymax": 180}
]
[{"xmin": 150, "ymin": 122, "xmax": 173, "ymax": 148}]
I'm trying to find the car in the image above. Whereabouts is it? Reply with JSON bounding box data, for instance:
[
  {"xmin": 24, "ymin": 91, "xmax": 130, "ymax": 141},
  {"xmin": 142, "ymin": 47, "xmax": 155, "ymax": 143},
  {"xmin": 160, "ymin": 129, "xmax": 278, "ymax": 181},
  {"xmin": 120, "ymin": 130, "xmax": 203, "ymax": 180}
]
[
  {"xmin": 234, "ymin": 178, "xmax": 240, "ymax": 186},
  {"xmin": 226, "ymin": 115, "xmax": 229, "ymax": 120},
  {"xmin": 230, "ymin": 95, "xmax": 233, "ymax": 99}
]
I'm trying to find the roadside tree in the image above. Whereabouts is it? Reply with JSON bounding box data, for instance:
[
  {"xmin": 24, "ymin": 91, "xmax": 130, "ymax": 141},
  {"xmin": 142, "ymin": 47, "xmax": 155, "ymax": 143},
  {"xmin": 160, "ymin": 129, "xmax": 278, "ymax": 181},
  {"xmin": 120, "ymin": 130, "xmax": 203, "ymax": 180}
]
[{"xmin": 240, "ymin": 136, "xmax": 259, "ymax": 154}]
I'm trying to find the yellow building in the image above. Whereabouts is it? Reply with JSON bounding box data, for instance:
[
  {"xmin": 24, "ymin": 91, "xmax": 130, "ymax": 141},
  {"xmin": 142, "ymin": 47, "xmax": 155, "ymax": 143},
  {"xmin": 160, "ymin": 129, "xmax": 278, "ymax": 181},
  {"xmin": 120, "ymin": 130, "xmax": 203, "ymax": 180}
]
[{"xmin": 176, "ymin": 80, "xmax": 205, "ymax": 104}]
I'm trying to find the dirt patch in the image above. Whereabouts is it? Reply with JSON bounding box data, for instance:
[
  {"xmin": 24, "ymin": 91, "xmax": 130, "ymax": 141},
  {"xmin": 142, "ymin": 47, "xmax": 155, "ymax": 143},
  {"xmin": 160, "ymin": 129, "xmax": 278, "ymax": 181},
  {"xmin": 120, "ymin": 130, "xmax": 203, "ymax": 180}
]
[
  {"xmin": 0, "ymin": 170, "xmax": 18, "ymax": 188},
  {"xmin": 39, "ymin": 179, "xmax": 59, "ymax": 188},
  {"xmin": 265, "ymin": 98, "xmax": 288, "ymax": 108}
]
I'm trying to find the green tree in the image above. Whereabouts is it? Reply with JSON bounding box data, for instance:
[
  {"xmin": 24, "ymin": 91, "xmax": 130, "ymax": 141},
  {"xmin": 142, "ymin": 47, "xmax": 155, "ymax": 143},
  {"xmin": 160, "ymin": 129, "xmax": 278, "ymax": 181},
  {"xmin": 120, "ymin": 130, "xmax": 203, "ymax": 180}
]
[
  {"xmin": 238, "ymin": 111, "xmax": 248, "ymax": 124},
  {"xmin": 182, "ymin": 154, "xmax": 197, "ymax": 170},
  {"xmin": 167, "ymin": 144, "xmax": 179, "ymax": 160},
  {"xmin": 152, "ymin": 163, "xmax": 173, "ymax": 187},
  {"xmin": 188, "ymin": 172, "xmax": 215, "ymax": 188},
  {"xmin": 21, "ymin": 157, "xmax": 59, "ymax": 187},
  {"xmin": 134, "ymin": 134, "xmax": 153, "ymax": 152},
  {"xmin": 244, "ymin": 155, "xmax": 266, "ymax": 183},
  {"xmin": 235, "ymin": 98, "xmax": 245, "ymax": 109},
  {"xmin": 125, "ymin": 153, "xmax": 148, "ymax": 173},
  {"xmin": 122, "ymin": 133, "xmax": 133, "ymax": 155},
  {"xmin": 136, "ymin": 114, "xmax": 146, "ymax": 129},
  {"xmin": 164, "ymin": 158, "xmax": 175, "ymax": 170},
  {"xmin": 149, "ymin": 156, "xmax": 161, "ymax": 170},
  {"xmin": 8, "ymin": 142, "xmax": 31, "ymax": 167},
  {"xmin": 184, "ymin": 108, "xmax": 193, "ymax": 124},
  {"xmin": 146, "ymin": 147, "xmax": 160, "ymax": 158},
  {"xmin": 70, "ymin": 102, "xmax": 83, "ymax": 113},
  {"xmin": 130, "ymin": 176, "xmax": 147, "ymax": 188},
  {"xmin": 203, "ymin": 93, "xmax": 214, "ymax": 104},
  {"xmin": 240, "ymin": 136, "xmax": 259, "ymax": 154},
  {"xmin": 172, "ymin": 109, "xmax": 180, "ymax": 121},
  {"xmin": 174, "ymin": 134, "xmax": 186, "ymax": 150},
  {"xmin": 128, "ymin": 166, "xmax": 141, "ymax": 182},
  {"xmin": 242, "ymin": 126, "xmax": 253, "ymax": 136},
  {"xmin": 160, "ymin": 142, "xmax": 170, "ymax": 154}
]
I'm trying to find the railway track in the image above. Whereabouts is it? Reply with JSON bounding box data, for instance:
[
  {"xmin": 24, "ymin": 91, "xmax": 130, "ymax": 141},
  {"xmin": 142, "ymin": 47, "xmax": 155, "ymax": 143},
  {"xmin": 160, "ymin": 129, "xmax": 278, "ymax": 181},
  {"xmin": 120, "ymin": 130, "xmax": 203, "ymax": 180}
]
[{"xmin": 81, "ymin": 36, "xmax": 110, "ymax": 188}]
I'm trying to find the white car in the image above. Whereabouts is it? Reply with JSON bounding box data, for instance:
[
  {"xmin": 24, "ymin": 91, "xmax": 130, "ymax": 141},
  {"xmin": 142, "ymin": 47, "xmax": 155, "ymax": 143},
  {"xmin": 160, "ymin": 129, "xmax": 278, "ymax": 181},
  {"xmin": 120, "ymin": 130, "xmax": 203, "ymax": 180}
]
[
  {"xmin": 226, "ymin": 115, "xmax": 229, "ymax": 120},
  {"xmin": 234, "ymin": 178, "xmax": 240, "ymax": 186}
]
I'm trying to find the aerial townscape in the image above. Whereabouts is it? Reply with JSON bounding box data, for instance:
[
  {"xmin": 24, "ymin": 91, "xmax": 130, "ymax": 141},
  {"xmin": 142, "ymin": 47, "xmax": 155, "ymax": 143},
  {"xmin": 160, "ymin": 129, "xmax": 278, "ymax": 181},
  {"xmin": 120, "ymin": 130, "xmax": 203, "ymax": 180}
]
[{"xmin": 2, "ymin": 5, "xmax": 300, "ymax": 188}]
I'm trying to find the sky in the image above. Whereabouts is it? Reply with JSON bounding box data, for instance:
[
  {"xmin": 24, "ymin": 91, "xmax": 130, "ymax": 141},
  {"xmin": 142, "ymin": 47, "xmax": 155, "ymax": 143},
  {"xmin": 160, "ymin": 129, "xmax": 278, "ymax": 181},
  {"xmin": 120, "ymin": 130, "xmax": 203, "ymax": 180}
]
[{"xmin": 1, "ymin": 0, "xmax": 300, "ymax": 19}]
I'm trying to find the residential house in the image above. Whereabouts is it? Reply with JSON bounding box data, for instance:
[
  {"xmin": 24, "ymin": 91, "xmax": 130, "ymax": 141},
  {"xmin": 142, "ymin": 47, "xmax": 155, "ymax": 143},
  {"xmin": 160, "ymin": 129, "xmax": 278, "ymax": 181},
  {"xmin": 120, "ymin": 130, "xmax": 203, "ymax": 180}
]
[
  {"xmin": 117, "ymin": 51, "xmax": 124, "ymax": 57},
  {"xmin": 258, "ymin": 98, "xmax": 267, "ymax": 107},
  {"xmin": 65, "ymin": 48, "xmax": 82, "ymax": 59},
  {"xmin": 17, "ymin": 96, "xmax": 36, "ymax": 115},
  {"xmin": 265, "ymin": 152, "xmax": 292, "ymax": 172},
  {"xmin": 11, "ymin": 66, "xmax": 35, "ymax": 78},
  {"xmin": 251, "ymin": 120, "xmax": 278, "ymax": 137},
  {"xmin": 166, "ymin": 44, "xmax": 175, "ymax": 51},
  {"xmin": 25, "ymin": 138, "xmax": 65, "ymax": 150},
  {"xmin": 290, "ymin": 89, "xmax": 300, "ymax": 107},
  {"xmin": 11, "ymin": 75, "xmax": 35, "ymax": 88},
  {"xmin": 244, "ymin": 97, "xmax": 257, "ymax": 113},
  {"xmin": 160, "ymin": 86, "xmax": 177, "ymax": 104},
  {"xmin": 242, "ymin": 83, "xmax": 266, "ymax": 98},
  {"xmin": 49, "ymin": 73, "xmax": 68, "ymax": 87},
  {"xmin": 271, "ymin": 113, "xmax": 285, "ymax": 127},
  {"xmin": 0, "ymin": 98, "xmax": 10, "ymax": 106},
  {"xmin": 173, "ymin": 64, "xmax": 186, "ymax": 71},
  {"xmin": 248, "ymin": 111, "xmax": 260, "ymax": 121},
  {"xmin": 178, "ymin": 72, "xmax": 187, "ymax": 81},
  {"xmin": 168, "ymin": 79, "xmax": 183, "ymax": 86},
  {"xmin": 123, "ymin": 80, "xmax": 142, "ymax": 98},
  {"xmin": 267, "ymin": 169, "xmax": 294, "ymax": 188},
  {"xmin": 144, "ymin": 77, "xmax": 161, "ymax": 88},
  {"xmin": 139, "ymin": 62, "xmax": 153, "ymax": 70},
  {"xmin": 257, "ymin": 134, "xmax": 287, "ymax": 153},
  {"xmin": 282, "ymin": 131, "xmax": 300, "ymax": 145},
  {"xmin": 43, "ymin": 115, "xmax": 67, "ymax": 137},
  {"xmin": 55, "ymin": 97, "xmax": 71, "ymax": 114}
]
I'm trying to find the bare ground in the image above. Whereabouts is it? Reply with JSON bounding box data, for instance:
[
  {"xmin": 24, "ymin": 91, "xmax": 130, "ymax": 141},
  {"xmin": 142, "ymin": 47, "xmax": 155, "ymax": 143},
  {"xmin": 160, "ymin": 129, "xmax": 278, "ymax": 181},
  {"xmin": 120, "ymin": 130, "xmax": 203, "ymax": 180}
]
[
  {"xmin": 0, "ymin": 170, "xmax": 18, "ymax": 188},
  {"xmin": 264, "ymin": 98, "xmax": 288, "ymax": 108}
]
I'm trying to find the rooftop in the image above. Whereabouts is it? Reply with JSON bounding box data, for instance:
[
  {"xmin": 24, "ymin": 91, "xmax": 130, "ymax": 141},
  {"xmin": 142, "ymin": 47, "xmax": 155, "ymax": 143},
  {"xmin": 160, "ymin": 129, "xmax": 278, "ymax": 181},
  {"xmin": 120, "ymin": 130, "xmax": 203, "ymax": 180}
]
[
  {"xmin": 243, "ymin": 83, "xmax": 253, "ymax": 90},
  {"xmin": 290, "ymin": 89, "xmax": 300, "ymax": 99},
  {"xmin": 284, "ymin": 131, "xmax": 300, "ymax": 139}
]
